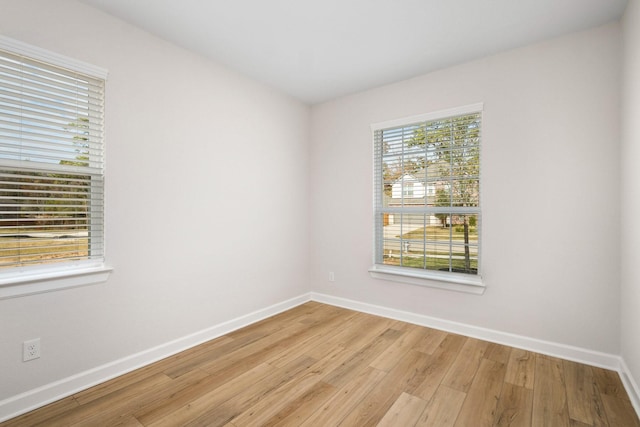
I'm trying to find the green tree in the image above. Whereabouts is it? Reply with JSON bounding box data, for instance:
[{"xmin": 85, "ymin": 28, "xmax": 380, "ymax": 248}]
[
  {"xmin": 61, "ymin": 117, "xmax": 90, "ymax": 167},
  {"xmin": 31, "ymin": 117, "xmax": 93, "ymax": 230},
  {"xmin": 408, "ymin": 114, "xmax": 480, "ymax": 272},
  {"xmin": 434, "ymin": 188, "xmax": 450, "ymax": 227}
]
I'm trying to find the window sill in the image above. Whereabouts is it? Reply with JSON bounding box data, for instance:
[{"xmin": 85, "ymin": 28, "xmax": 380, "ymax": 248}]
[
  {"xmin": 368, "ymin": 264, "xmax": 485, "ymax": 295},
  {"xmin": 0, "ymin": 265, "xmax": 113, "ymax": 299}
]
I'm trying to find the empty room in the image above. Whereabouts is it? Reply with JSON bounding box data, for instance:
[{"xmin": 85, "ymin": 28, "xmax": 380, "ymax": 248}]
[{"xmin": 1, "ymin": 0, "xmax": 639, "ymax": 425}]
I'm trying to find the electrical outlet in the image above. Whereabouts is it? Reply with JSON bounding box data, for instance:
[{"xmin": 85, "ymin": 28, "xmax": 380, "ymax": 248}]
[
  {"xmin": 329, "ymin": 271, "xmax": 335, "ymax": 282},
  {"xmin": 23, "ymin": 338, "xmax": 41, "ymax": 362}
]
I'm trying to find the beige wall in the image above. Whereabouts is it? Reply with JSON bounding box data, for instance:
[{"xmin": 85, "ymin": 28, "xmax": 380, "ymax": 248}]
[
  {"xmin": 622, "ymin": 0, "xmax": 640, "ymax": 401},
  {"xmin": 309, "ymin": 22, "xmax": 621, "ymax": 353},
  {"xmin": 0, "ymin": 0, "xmax": 310, "ymax": 401}
]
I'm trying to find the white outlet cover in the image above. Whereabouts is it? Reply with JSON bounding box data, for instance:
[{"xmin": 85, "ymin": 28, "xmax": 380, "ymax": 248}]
[{"xmin": 23, "ymin": 338, "xmax": 41, "ymax": 361}]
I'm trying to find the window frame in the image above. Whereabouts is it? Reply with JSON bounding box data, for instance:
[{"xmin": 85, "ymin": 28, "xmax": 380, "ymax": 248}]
[
  {"xmin": 369, "ymin": 103, "xmax": 485, "ymax": 294},
  {"xmin": 0, "ymin": 36, "xmax": 111, "ymax": 299}
]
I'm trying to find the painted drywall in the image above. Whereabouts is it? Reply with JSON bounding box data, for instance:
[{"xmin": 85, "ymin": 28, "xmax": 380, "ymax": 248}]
[
  {"xmin": 309, "ymin": 23, "xmax": 621, "ymax": 354},
  {"xmin": 621, "ymin": 0, "xmax": 640, "ymax": 397},
  {"xmin": 0, "ymin": 0, "xmax": 310, "ymax": 400}
]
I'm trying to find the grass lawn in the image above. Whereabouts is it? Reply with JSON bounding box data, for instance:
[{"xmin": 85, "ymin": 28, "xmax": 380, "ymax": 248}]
[
  {"xmin": 399, "ymin": 225, "xmax": 478, "ymax": 242},
  {"xmin": 384, "ymin": 252, "xmax": 478, "ymax": 273},
  {"xmin": 0, "ymin": 235, "xmax": 88, "ymax": 267},
  {"xmin": 385, "ymin": 224, "xmax": 479, "ymax": 273}
]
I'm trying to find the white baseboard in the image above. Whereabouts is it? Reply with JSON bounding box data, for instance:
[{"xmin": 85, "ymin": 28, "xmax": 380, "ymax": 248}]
[
  {"xmin": 0, "ymin": 293, "xmax": 311, "ymax": 423},
  {"xmin": 310, "ymin": 292, "xmax": 621, "ymax": 370},
  {"xmin": 620, "ymin": 358, "xmax": 640, "ymax": 417}
]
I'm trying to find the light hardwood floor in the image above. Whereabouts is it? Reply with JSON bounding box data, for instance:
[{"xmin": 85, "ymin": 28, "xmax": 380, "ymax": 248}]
[{"xmin": 2, "ymin": 302, "xmax": 639, "ymax": 426}]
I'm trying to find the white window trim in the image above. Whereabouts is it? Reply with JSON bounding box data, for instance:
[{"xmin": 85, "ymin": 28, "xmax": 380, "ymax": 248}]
[
  {"xmin": 0, "ymin": 36, "xmax": 111, "ymax": 298},
  {"xmin": 370, "ymin": 103, "xmax": 485, "ymax": 294},
  {"xmin": 368, "ymin": 264, "xmax": 484, "ymax": 294},
  {"xmin": 370, "ymin": 103, "xmax": 483, "ymax": 133},
  {"xmin": 0, "ymin": 35, "xmax": 108, "ymax": 79},
  {"xmin": 0, "ymin": 264, "xmax": 112, "ymax": 299}
]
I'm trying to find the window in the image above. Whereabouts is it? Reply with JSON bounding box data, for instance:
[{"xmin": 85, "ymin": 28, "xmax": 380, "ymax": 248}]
[
  {"xmin": 0, "ymin": 36, "xmax": 110, "ymax": 298},
  {"xmin": 403, "ymin": 182, "xmax": 414, "ymax": 198},
  {"xmin": 370, "ymin": 104, "xmax": 483, "ymax": 293}
]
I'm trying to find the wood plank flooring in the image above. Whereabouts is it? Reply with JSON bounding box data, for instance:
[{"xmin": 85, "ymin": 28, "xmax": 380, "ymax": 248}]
[{"xmin": 2, "ymin": 302, "xmax": 639, "ymax": 426}]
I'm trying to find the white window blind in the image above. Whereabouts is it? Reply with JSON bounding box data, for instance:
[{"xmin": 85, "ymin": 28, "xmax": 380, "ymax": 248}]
[
  {"xmin": 0, "ymin": 43, "xmax": 106, "ymax": 270},
  {"xmin": 373, "ymin": 105, "xmax": 481, "ymax": 278}
]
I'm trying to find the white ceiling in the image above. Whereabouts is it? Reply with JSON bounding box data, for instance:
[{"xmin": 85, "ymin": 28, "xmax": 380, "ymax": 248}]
[{"xmin": 80, "ymin": 0, "xmax": 628, "ymax": 104}]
